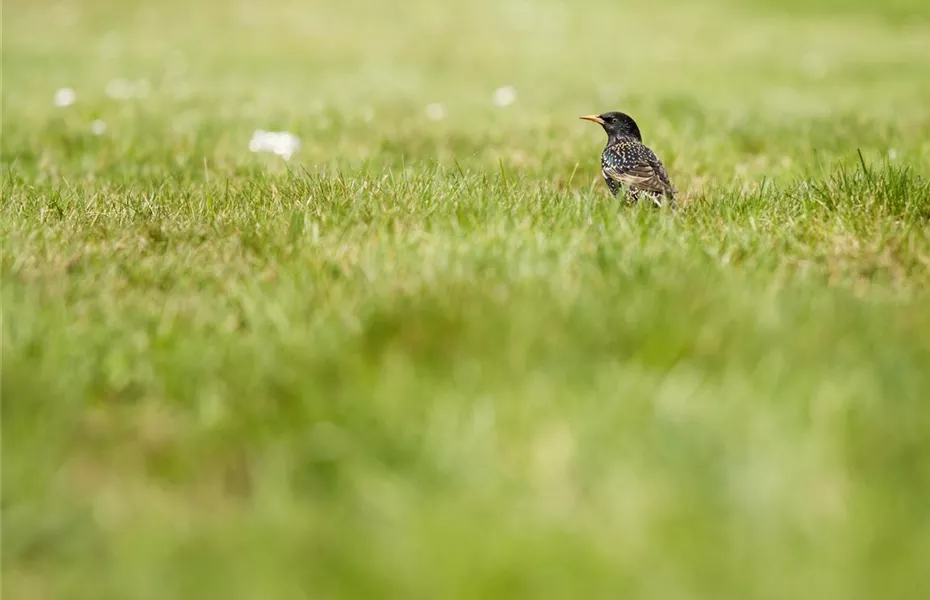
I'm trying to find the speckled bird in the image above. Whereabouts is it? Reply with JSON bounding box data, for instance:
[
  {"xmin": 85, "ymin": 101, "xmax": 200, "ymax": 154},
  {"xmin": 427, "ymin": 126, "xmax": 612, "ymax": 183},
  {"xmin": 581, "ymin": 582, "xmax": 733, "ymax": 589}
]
[{"xmin": 581, "ymin": 111, "xmax": 675, "ymax": 205}]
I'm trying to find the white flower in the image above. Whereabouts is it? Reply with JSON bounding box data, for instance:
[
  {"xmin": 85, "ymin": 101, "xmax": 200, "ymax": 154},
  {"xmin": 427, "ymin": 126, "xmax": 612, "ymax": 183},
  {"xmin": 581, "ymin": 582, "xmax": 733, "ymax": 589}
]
[
  {"xmin": 492, "ymin": 86, "xmax": 517, "ymax": 107},
  {"xmin": 425, "ymin": 103, "xmax": 447, "ymax": 121},
  {"xmin": 54, "ymin": 87, "xmax": 77, "ymax": 107},
  {"xmin": 90, "ymin": 120, "xmax": 107, "ymax": 135},
  {"xmin": 888, "ymin": 148, "xmax": 898, "ymax": 161},
  {"xmin": 248, "ymin": 130, "xmax": 301, "ymax": 161}
]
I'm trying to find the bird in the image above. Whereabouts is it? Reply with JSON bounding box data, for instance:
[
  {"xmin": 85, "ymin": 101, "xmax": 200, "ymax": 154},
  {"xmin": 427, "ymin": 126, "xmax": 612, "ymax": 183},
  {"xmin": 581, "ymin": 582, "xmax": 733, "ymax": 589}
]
[{"xmin": 580, "ymin": 111, "xmax": 676, "ymax": 206}]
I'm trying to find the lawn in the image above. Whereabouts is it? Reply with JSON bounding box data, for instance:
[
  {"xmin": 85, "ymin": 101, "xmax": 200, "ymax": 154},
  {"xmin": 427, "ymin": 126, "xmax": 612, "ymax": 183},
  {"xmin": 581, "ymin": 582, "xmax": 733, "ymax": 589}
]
[{"xmin": 2, "ymin": 0, "xmax": 930, "ymax": 598}]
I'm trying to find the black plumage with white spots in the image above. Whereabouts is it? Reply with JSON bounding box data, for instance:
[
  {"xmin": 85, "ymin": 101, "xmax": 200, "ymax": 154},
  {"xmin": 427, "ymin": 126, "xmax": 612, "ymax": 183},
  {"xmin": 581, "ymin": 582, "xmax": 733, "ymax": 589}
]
[{"xmin": 581, "ymin": 111, "xmax": 676, "ymax": 205}]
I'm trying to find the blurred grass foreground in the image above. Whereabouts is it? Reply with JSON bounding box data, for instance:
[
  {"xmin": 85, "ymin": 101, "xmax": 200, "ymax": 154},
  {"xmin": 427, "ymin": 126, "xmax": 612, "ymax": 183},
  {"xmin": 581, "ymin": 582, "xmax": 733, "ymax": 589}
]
[{"xmin": 2, "ymin": 0, "xmax": 930, "ymax": 598}]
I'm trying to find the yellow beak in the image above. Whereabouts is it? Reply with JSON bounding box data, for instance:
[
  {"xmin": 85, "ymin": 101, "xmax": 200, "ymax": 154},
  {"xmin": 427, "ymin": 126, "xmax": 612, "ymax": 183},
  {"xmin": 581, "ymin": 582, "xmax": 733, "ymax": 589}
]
[{"xmin": 580, "ymin": 114, "xmax": 605, "ymax": 125}]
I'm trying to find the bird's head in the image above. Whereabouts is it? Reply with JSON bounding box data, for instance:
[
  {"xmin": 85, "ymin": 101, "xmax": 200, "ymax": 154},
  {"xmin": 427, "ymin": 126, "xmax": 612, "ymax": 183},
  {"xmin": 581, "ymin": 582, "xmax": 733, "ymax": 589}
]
[{"xmin": 580, "ymin": 111, "xmax": 642, "ymax": 142}]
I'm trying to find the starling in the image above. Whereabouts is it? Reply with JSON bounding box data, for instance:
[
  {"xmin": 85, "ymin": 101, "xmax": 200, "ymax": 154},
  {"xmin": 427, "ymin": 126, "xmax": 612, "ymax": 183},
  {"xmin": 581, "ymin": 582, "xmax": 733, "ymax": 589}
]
[{"xmin": 580, "ymin": 111, "xmax": 676, "ymax": 205}]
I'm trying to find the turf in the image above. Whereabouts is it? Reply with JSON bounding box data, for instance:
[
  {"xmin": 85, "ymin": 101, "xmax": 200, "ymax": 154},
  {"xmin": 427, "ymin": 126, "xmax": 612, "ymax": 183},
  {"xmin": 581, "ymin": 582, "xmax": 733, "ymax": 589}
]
[{"xmin": 2, "ymin": 0, "xmax": 930, "ymax": 598}]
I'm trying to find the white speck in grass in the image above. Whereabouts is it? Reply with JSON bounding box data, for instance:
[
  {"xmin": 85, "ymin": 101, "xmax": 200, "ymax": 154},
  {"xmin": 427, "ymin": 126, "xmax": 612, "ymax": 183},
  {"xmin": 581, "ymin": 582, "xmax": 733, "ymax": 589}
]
[
  {"xmin": 425, "ymin": 103, "xmax": 447, "ymax": 121},
  {"xmin": 361, "ymin": 106, "xmax": 375, "ymax": 122},
  {"xmin": 90, "ymin": 120, "xmax": 107, "ymax": 135},
  {"xmin": 492, "ymin": 85, "xmax": 517, "ymax": 108},
  {"xmin": 249, "ymin": 130, "xmax": 301, "ymax": 160},
  {"xmin": 54, "ymin": 87, "xmax": 77, "ymax": 107},
  {"xmin": 888, "ymin": 148, "xmax": 898, "ymax": 161}
]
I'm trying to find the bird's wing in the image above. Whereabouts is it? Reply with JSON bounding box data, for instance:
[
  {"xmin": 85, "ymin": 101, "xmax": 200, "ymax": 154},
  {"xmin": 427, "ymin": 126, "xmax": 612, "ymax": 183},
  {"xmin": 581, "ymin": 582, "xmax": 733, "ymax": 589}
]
[{"xmin": 602, "ymin": 143, "xmax": 675, "ymax": 196}]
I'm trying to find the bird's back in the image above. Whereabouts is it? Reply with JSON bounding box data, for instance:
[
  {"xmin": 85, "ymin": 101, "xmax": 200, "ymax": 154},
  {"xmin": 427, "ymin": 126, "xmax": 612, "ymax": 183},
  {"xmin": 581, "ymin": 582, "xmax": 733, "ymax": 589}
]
[{"xmin": 601, "ymin": 140, "xmax": 675, "ymax": 203}]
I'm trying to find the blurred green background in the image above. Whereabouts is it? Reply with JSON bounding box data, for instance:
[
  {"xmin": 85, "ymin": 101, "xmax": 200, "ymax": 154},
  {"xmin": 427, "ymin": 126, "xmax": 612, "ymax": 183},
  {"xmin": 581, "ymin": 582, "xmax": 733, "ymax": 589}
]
[
  {"xmin": 3, "ymin": 1, "xmax": 930, "ymax": 599},
  {"xmin": 4, "ymin": 0, "xmax": 930, "ymax": 180}
]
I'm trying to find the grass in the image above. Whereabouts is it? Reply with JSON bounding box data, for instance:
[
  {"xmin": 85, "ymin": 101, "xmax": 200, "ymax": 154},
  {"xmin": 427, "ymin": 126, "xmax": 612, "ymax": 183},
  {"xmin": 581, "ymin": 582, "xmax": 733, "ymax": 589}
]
[{"xmin": 2, "ymin": 0, "xmax": 930, "ymax": 598}]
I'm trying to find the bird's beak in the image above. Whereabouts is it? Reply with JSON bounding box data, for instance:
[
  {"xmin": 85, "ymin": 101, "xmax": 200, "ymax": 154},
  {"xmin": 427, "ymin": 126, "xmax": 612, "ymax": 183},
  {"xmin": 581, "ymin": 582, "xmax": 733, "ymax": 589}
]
[{"xmin": 580, "ymin": 115, "xmax": 605, "ymax": 125}]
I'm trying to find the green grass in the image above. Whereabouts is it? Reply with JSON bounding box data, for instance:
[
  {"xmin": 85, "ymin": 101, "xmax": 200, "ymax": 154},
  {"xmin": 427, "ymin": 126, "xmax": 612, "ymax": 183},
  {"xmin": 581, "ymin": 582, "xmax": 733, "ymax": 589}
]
[{"xmin": 3, "ymin": 0, "xmax": 930, "ymax": 598}]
